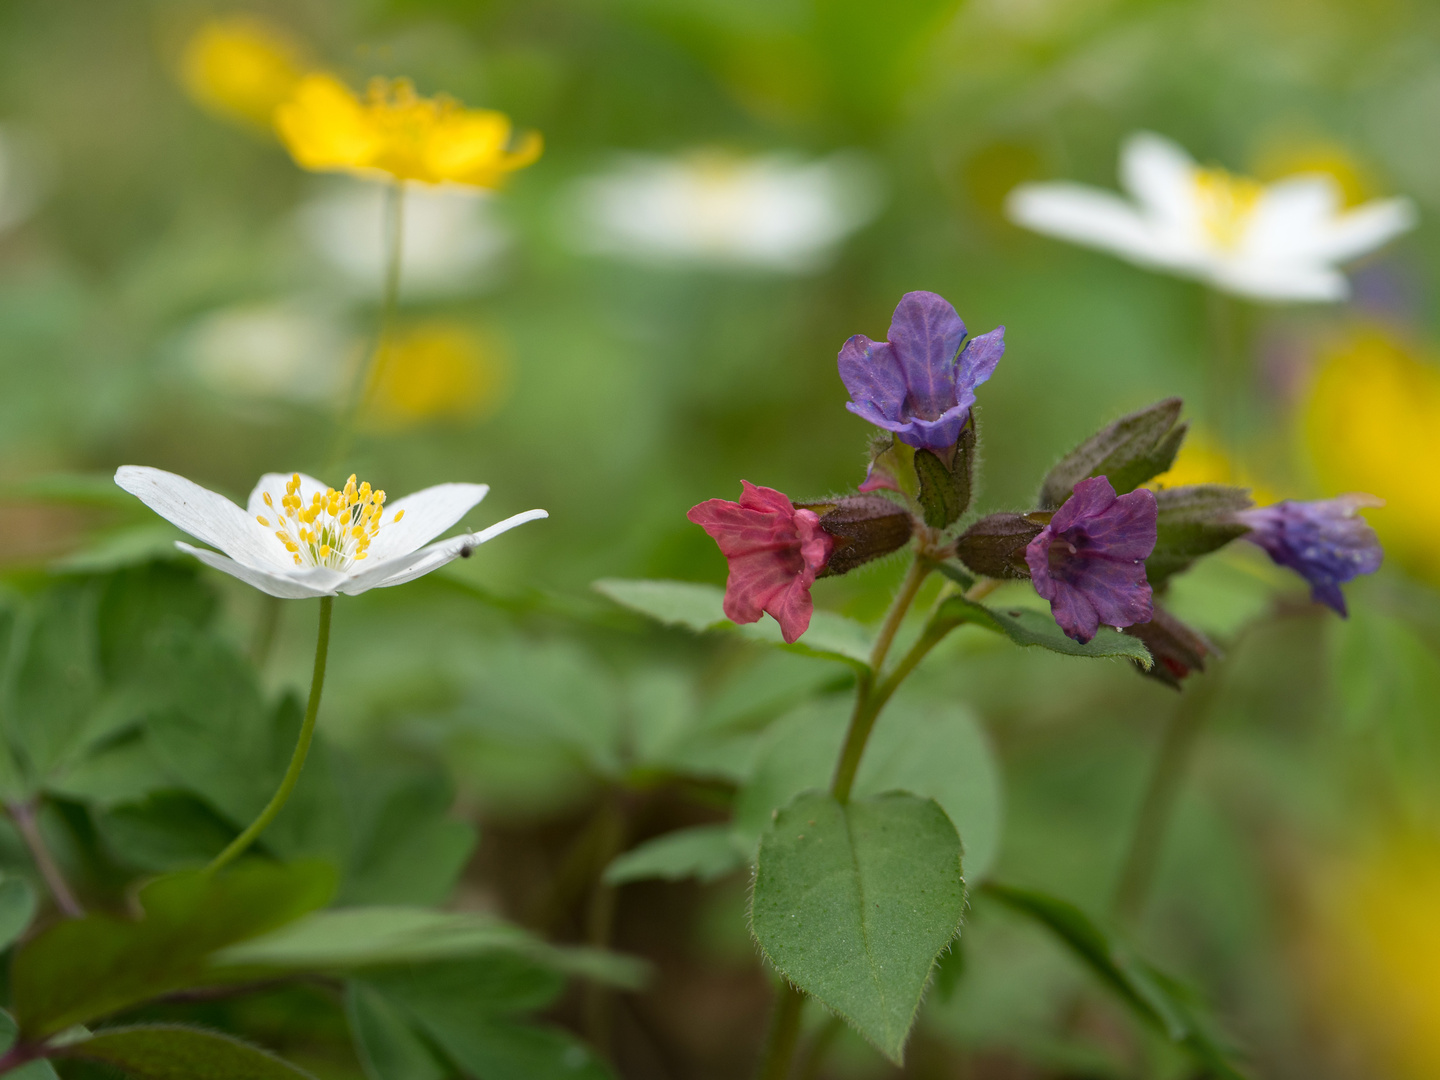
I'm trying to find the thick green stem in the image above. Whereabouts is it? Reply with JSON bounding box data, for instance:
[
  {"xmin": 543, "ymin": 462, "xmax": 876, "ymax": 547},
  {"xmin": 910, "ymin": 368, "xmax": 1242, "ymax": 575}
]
[
  {"xmin": 1111, "ymin": 672, "xmax": 1221, "ymax": 923},
  {"xmin": 830, "ymin": 557, "xmax": 932, "ymax": 803},
  {"xmin": 327, "ymin": 179, "xmax": 405, "ymax": 474},
  {"xmin": 755, "ymin": 982, "xmax": 806, "ymax": 1080},
  {"xmin": 208, "ymin": 596, "xmax": 333, "ymax": 873}
]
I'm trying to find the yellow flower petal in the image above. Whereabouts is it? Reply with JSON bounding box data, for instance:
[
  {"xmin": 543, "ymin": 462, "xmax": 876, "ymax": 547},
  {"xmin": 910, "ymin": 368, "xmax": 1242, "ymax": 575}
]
[
  {"xmin": 181, "ymin": 16, "xmax": 304, "ymax": 128},
  {"xmin": 1304, "ymin": 328, "xmax": 1440, "ymax": 581},
  {"xmin": 275, "ymin": 73, "xmax": 382, "ymax": 174}
]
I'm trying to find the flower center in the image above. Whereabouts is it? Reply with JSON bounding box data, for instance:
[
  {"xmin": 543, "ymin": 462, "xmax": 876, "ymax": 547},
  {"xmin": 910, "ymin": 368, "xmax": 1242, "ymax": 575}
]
[
  {"xmin": 256, "ymin": 473, "xmax": 404, "ymax": 569},
  {"xmin": 1193, "ymin": 167, "xmax": 1263, "ymax": 250}
]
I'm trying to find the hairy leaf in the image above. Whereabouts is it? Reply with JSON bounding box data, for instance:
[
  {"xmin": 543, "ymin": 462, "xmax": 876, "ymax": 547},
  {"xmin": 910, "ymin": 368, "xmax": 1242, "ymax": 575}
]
[
  {"xmin": 1040, "ymin": 399, "xmax": 1186, "ymax": 508},
  {"xmin": 933, "ymin": 596, "xmax": 1152, "ymax": 668},
  {"xmin": 1147, "ymin": 484, "xmax": 1252, "ymax": 587},
  {"xmin": 750, "ymin": 791, "xmax": 966, "ymax": 1065}
]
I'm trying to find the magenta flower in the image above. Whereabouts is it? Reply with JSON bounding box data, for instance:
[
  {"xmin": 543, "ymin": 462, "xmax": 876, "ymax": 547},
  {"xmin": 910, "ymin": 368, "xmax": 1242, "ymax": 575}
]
[
  {"xmin": 1234, "ymin": 494, "xmax": 1383, "ymax": 616},
  {"xmin": 687, "ymin": 481, "xmax": 834, "ymax": 644},
  {"xmin": 1026, "ymin": 476, "xmax": 1157, "ymax": 643},
  {"xmin": 838, "ymin": 291, "xmax": 1005, "ymax": 454}
]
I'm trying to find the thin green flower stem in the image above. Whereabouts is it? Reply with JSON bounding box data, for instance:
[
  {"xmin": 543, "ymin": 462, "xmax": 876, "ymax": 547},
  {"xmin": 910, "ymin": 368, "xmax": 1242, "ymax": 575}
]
[
  {"xmin": 755, "ymin": 981, "xmax": 806, "ymax": 1080},
  {"xmin": 1110, "ymin": 666, "xmax": 1223, "ymax": 924},
  {"xmin": 7, "ymin": 799, "xmax": 82, "ymax": 918},
  {"xmin": 1205, "ymin": 288, "xmax": 1243, "ymax": 455},
  {"xmin": 208, "ymin": 595, "xmax": 333, "ymax": 873},
  {"xmin": 326, "ymin": 178, "xmax": 405, "ymax": 475},
  {"xmin": 830, "ymin": 555, "xmax": 933, "ymax": 803}
]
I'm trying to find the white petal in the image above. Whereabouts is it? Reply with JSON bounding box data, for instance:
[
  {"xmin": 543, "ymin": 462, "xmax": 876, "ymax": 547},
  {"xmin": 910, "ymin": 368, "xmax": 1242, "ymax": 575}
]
[
  {"xmin": 176, "ymin": 543, "xmax": 343, "ymax": 598},
  {"xmin": 339, "ymin": 509, "xmax": 548, "ymax": 595},
  {"xmin": 1208, "ymin": 260, "xmax": 1348, "ymax": 302},
  {"xmin": 1119, "ymin": 131, "xmax": 1200, "ymax": 231},
  {"xmin": 1308, "ymin": 196, "xmax": 1417, "ymax": 264},
  {"xmin": 362, "ymin": 482, "xmax": 491, "ymax": 562},
  {"xmin": 1006, "ymin": 183, "xmax": 1195, "ymax": 269},
  {"xmin": 246, "ymin": 472, "xmax": 332, "ymax": 517},
  {"xmin": 117, "ymin": 466, "xmax": 288, "ymax": 570},
  {"xmin": 1241, "ymin": 175, "xmax": 1343, "ymax": 260}
]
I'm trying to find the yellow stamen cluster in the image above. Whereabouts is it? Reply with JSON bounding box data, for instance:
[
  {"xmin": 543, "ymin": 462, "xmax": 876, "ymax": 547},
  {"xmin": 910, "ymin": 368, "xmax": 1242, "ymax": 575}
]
[
  {"xmin": 258, "ymin": 473, "xmax": 403, "ymax": 569},
  {"xmin": 1194, "ymin": 167, "xmax": 1263, "ymax": 249}
]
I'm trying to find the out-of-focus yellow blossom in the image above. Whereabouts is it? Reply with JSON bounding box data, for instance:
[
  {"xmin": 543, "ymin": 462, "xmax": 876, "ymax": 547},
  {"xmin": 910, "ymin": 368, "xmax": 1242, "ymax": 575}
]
[
  {"xmin": 1255, "ymin": 137, "xmax": 1373, "ymax": 208},
  {"xmin": 275, "ymin": 74, "xmax": 541, "ymax": 187},
  {"xmin": 1147, "ymin": 430, "xmax": 1279, "ymax": 505},
  {"xmin": 1308, "ymin": 835, "xmax": 1440, "ymax": 1079},
  {"xmin": 181, "ymin": 17, "xmax": 304, "ymax": 128},
  {"xmin": 1305, "ymin": 329, "xmax": 1440, "ymax": 581},
  {"xmin": 365, "ymin": 322, "xmax": 510, "ymax": 429}
]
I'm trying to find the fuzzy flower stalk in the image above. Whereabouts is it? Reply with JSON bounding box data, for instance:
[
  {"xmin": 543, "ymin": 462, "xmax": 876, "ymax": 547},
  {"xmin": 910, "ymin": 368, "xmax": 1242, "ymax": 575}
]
[{"xmin": 116, "ymin": 465, "xmax": 546, "ymax": 869}]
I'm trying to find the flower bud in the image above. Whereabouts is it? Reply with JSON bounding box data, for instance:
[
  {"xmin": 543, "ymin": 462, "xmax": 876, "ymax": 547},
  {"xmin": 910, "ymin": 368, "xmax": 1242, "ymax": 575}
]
[
  {"xmin": 1122, "ymin": 605, "xmax": 1215, "ymax": 689},
  {"xmin": 954, "ymin": 512, "xmax": 1047, "ymax": 579},
  {"xmin": 799, "ymin": 496, "xmax": 916, "ymax": 576}
]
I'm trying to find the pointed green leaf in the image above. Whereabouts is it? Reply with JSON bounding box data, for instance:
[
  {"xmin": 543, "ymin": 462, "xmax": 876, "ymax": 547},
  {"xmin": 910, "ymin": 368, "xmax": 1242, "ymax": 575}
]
[
  {"xmin": 59, "ymin": 1024, "xmax": 314, "ymax": 1080},
  {"xmin": 603, "ymin": 825, "xmax": 748, "ymax": 885},
  {"xmin": 914, "ymin": 449, "xmax": 961, "ymax": 528},
  {"xmin": 593, "ymin": 579, "xmax": 872, "ymax": 669},
  {"xmin": 934, "ymin": 594, "xmax": 1151, "ymax": 667},
  {"xmin": 346, "ymin": 982, "xmax": 446, "ymax": 1080},
  {"xmin": 983, "ymin": 884, "xmax": 1250, "ymax": 1080},
  {"xmin": 12, "ymin": 861, "xmax": 335, "ymax": 1037},
  {"xmin": 1147, "ymin": 484, "xmax": 1252, "ymax": 587},
  {"xmin": 0, "ymin": 875, "xmax": 37, "ymax": 951},
  {"xmin": 749, "ymin": 791, "xmax": 966, "ymax": 1065}
]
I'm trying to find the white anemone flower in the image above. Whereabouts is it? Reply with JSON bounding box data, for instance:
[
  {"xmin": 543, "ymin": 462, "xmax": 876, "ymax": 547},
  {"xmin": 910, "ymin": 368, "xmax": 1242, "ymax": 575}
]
[
  {"xmin": 115, "ymin": 466, "xmax": 546, "ymax": 598},
  {"xmin": 567, "ymin": 149, "xmax": 883, "ymax": 273},
  {"xmin": 1005, "ymin": 132, "xmax": 1417, "ymax": 302}
]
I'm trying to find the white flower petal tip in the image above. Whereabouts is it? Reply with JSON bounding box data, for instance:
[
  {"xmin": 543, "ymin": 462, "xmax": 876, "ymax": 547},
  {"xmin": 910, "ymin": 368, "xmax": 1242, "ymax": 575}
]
[
  {"xmin": 118, "ymin": 465, "xmax": 543, "ymax": 598},
  {"xmin": 1006, "ymin": 133, "xmax": 1418, "ymax": 304}
]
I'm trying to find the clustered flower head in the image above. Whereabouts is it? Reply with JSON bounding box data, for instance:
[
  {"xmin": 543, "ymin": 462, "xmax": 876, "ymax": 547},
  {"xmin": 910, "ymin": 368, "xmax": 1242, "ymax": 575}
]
[
  {"xmin": 687, "ymin": 288, "xmax": 1387, "ymax": 652},
  {"xmin": 276, "ymin": 74, "xmax": 542, "ymax": 188},
  {"xmin": 1235, "ymin": 495, "xmax": 1384, "ymax": 616},
  {"xmin": 1007, "ymin": 132, "xmax": 1416, "ymax": 302},
  {"xmin": 838, "ymin": 291, "xmax": 1004, "ymax": 454}
]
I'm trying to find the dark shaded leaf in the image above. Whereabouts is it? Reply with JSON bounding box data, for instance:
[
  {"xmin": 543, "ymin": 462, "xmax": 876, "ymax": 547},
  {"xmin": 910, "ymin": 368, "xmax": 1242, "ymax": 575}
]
[
  {"xmin": 59, "ymin": 1024, "xmax": 314, "ymax": 1080},
  {"xmin": 346, "ymin": 982, "xmax": 446, "ymax": 1080}
]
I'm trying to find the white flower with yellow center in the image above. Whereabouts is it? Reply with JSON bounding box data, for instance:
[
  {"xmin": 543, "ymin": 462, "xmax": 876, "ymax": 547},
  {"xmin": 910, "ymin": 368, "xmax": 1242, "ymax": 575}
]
[
  {"xmin": 1005, "ymin": 132, "xmax": 1417, "ymax": 301},
  {"xmin": 115, "ymin": 466, "xmax": 545, "ymax": 598}
]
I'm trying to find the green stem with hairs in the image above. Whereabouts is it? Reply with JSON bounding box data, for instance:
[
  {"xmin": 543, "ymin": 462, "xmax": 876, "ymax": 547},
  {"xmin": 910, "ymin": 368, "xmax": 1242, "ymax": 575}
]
[{"xmin": 208, "ymin": 595, "xmax": 332, "ymax": 873}]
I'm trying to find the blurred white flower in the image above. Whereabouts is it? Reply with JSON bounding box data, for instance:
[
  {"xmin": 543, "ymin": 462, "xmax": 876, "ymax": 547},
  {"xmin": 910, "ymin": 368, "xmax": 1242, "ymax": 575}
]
[
  {"xmin": 299, "ymin": 179, "xmax": 511, "ymax": 296},
  {"xmin": 0, "ymin": 125, "xmax": 49, "ymax": 234},
  {"xmin": 567, "ymin": 150, "xmax": 883, "ymax": 272},
  {"xmin": 1006, "ymin": 132, "xmax": 1417, "ymax": 302},
  {"xmin": 115, "ymin": 467, "xmax": 546, "ymax": 598},
  {"xmin": 183, "ymin": 301, "xmax": 352, "ymax": 405}
]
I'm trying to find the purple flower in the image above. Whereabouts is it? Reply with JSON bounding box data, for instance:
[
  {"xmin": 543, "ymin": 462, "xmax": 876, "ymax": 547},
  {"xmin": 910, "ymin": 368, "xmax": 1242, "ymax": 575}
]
[
  {"xmin": 1234, "ymin": 494, "xmax": 1383, "ymax": 616},
  {"xmin": 1026, "ymin": 476, "xmax": 1157, "ymax": 644},
  {"xmin": 838, "ymin": 291, "xmax": 1005, "ymax": 454}
]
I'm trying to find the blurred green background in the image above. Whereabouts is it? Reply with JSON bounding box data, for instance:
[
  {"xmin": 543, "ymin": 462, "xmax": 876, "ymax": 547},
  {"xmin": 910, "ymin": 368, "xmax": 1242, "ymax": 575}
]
[{"xmin": 3, "ymin": 0, "xmax": 1440, "ymax": 1077}]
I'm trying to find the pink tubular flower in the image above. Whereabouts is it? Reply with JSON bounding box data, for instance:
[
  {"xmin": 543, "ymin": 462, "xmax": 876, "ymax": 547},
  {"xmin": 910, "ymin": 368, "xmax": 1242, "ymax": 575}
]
[{"xmin": 687, "ymin": 481, "xmax": 834, "ymax": 644}]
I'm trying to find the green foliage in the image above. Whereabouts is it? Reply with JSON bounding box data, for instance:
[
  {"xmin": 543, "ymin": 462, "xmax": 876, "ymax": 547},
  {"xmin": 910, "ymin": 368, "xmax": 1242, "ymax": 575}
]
[
  {"xmin": 1040, "ymin": 399, "xmax": 1186, "ymax": 509},
  {"xmin": 915, "ymin": 449, "xmax": 962, "ymax": 529},
  {"xmin": 1148, "ymin": 485, "xmax": 1253, "ymax": 588},
  {"xmin": 603, "ymin": 824, "xmax": 748, "ymax": 885},
  {"xmin": 58, "ymin": 1025, "xmax": 314, "ymax": 1080},
  {"xmin": 984, "ymin": 884, "xmax": 1249, "ymax": 1080},
  {"xmin": 592, "ymin": 579, "xmax": 872, "ymax": 669},
  {"xmin": 932, "ymin": 595, "xmax": 1153, "ymax": 668},
  {"xmin": 749, "ymin": 791, "xmax": 966, "ymax": 1064},
  {"xmin": 0, "ymin": 874, "xmax": 37, "ymax": 952},
  {"xmin": 12, "ymin": 861, "xmax": 335, "ymax": 1038},
  {"xmin": 734, "ymin": 692, "xmax": 1003, "ymax": 881},
  {"xmin": 346, "ymin": 982, "xmax": 447, "ymax": 1080}
]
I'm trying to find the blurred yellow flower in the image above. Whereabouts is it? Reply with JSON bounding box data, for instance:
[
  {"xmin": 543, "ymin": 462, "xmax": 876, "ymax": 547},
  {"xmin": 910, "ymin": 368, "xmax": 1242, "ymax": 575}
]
[
  {"xmin": 1310, "ymin": 836, "xmax": 1440, "ymax": 1079},
  {"xmin": 365, "ymin": 322, "xmax": 511, "ymax": 429},
  {"xmin": 181, "ymin": 17, "xmax": 303, "ymax": 128},
  {"xmin": 1305, "ymin": 329, "xmax": 1440, "ymax": 580},
  {"xmin": 1254, "ymin": 136, "xmax": 1374, "ymax": 208},
  {"xmin": 1147, "ymin": 430, "xmax": 1278, "ymax": 505},
  {"xmin": 275, "ymin": 74, "xmax": 541, "ymax": 187}
]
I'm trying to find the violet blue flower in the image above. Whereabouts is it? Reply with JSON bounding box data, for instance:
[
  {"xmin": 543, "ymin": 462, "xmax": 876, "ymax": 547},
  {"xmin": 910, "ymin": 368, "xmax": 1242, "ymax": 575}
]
[
  {"xmin": 1234, "ymin": 494, "xmax": 1383, "ymax": 616},
  {"xmin": 687, "ymin": 481, "xmax": 833, "ymax": 644},
  {"xmin": 1026, "ymin": 476, "xmax": 1158, "ymax": 643},
  {"xmin": 838, "ymin": 291, "xmax": 1005, "ymax": 454}
]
